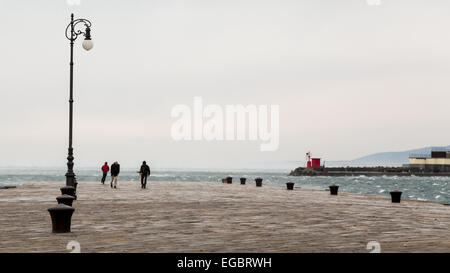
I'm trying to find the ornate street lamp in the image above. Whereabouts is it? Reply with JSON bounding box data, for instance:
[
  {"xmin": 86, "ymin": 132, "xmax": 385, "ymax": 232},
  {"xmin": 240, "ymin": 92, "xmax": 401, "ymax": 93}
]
[
  {"xmin": 48, "ymin": 14, "xmax": 93, "ymax": 233},
  {"xmin": 64, "ymin": 13, "xmax": 93, "ymax": 199}
]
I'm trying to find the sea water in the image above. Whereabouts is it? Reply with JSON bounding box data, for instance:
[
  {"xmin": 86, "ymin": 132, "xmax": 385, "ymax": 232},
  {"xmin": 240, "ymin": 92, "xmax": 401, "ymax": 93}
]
[{"xmin": 0, "ymin": 168, "xmax": 449, "ymax": 204}]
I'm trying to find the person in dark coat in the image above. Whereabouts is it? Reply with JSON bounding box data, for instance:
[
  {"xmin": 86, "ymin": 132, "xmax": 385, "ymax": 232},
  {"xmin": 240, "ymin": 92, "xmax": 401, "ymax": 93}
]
[
  {"xmin": 139, "ymin": 161, "xmax": 151, "ymax": 189},
  {"xmin": 110, "ymin": 161, "xmax": 120, "ymax": 189},
  {"xmin": 101, "ymin": 162, "xmax": 109, "ymax": 184}
]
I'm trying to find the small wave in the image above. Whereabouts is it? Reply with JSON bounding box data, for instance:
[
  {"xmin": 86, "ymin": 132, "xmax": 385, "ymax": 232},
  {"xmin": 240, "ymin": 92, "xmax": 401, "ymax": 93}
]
[{"xmin": 150, "ymin": 174, "xmax": 172, "ymax": 177}]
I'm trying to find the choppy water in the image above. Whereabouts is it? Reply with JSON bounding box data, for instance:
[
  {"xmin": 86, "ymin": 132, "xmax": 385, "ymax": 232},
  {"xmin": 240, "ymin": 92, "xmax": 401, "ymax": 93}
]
[{"xmin": 0, "ymin": 168, "xmax": 449, "ymax": 204}]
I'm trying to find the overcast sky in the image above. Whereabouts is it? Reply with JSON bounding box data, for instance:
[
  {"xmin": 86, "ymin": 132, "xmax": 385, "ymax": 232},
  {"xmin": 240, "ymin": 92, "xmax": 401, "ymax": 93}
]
[{"xmin": 1, "ymin": 0, "xmax": 449, "ymax": 169}]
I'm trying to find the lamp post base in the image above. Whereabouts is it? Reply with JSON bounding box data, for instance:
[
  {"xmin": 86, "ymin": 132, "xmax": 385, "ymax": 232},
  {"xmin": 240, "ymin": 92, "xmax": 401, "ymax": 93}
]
[
  {"xmin": 65, "ymin": 173, "xmax": 77, "ymax": 199},
  {"xmin": 57, "ymin": 194, "xmax": 76, "ymax": 207},
  {"xmin": 48, "ymin": 204, "xmax": 75, "ymax": 233}
]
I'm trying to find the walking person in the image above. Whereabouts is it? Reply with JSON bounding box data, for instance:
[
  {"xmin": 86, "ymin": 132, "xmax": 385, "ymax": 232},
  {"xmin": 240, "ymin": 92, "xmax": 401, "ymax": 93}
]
[
  {"xmin": 139, "ymin": 161, "xmax": 151, "ymax": 189},
  {"xmin": 110, "ymin": 161, "xmax": 120, "ymax": 189},
  {"xmin": 100, "ymin": 162, "xmax": 109, "ymax": 184}
]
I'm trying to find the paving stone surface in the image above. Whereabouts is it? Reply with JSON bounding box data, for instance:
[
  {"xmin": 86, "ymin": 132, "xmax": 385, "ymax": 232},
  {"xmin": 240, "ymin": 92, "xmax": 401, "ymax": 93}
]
[{"xmin": 0, "ymin": 181, "xmax": 448, "ymax": 252}]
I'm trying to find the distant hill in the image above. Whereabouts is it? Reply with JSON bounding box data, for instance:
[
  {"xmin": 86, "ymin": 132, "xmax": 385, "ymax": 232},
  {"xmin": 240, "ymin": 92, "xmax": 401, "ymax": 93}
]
[{"xmin": 324, "ymin": 145, "xmax": 450, "ymax": 167}]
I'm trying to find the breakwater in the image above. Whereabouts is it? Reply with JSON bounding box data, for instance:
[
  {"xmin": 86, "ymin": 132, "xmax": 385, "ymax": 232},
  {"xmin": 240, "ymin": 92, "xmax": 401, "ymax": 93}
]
[{"xmin": 289, "ymin": 166, "xmax": 450, "ymax": 177}]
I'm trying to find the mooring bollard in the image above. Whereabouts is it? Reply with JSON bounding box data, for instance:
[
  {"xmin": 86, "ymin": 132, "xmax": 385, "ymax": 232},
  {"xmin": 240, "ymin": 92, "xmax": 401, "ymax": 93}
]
[
  {"xmin": 226, "ymin": 176, "xmax": 233, "ymax": 184},
  {"xmin": 255, "ymin": 177, "xmax": 263, "ymax": 187},
  {"xmin": 60, "ymin": 186, "xmax": 76, "ymax": 198},
  {"xmin": 56, "ymin": 194, "xmax": 75, "ymax": 207},
  {"xmin": 240, "ymin": 177, "xmax": 246, "ymax": 185},
  {"xmin": 286, "ymin": 182, "xmax": 295, "ymax": 190},
  {"xmin": 390, "ymin": 191, "xmax": 402, "ymax": 203},
  {"xmin": 329, "ymin": 185, "xmax": 339, "ymax": 195},
  {"xmin": 48, "ymin": 204, "xmax": 75, "ymax": 233}
]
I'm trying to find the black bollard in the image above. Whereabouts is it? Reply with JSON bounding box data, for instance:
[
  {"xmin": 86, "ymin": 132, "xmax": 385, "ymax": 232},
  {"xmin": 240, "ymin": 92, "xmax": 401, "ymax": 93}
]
[
  {"xmin": 255, "ymin": 178, "xmax": 263, "ymax": 187},
  {"xmin": 286, "ymin": 182, "xmax": 295, "ymax": 190},
  {"xmin": 390, "ymin": 191, "xmax": 402, "ymax": 203},
  {"xmin": 226, "ymin": 176, "xmax": 233, "ymax": 184},
  {"xmin": 60, "ymin": 186, "xmax": 76, "ymax": 198},
  {"xmin": 48, "ymin": 204, "xmax": 75, "ymax": 233},
  {"xmin": 56, "ymin": 194, "xmax": 75, "ymax": 207},
  {"xmin": 329, "ymin": 185, "xmax": 339, "ymax": 195},
  {"xmin": 240, "ymin": 177, "xmax": 246, "ymax": 185}
]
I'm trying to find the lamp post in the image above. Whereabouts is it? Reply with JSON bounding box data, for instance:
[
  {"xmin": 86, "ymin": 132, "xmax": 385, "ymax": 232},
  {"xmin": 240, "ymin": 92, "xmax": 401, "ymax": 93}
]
[
  {"xmin": 64, "ymin": 13, "xmax": 93, "ymax": 199},
  {"xmin": 48, "ymin": 14, "xmax": 93, "ymax": 234}
]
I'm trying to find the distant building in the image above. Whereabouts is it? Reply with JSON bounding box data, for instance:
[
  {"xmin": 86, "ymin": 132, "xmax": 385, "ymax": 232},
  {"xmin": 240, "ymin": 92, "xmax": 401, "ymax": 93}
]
[
  {"xmin": 409, "ymin": 150, "xmax": 450, "ymax": 172},
  {"xmin": 305, "ymin": 151, "xmax": 322, "ymax": 169}
]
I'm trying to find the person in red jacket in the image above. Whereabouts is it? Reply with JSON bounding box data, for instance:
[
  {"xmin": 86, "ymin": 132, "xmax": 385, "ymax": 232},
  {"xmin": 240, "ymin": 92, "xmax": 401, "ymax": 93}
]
[{"xmin": 101, "ymin": 162, "xmax": 109, "ymax": 184}]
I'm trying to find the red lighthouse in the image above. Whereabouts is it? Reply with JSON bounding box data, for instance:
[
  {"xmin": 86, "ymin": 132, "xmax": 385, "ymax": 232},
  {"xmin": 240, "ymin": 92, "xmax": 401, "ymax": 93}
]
[{"xmin": 306, "ymin": 151, "xmax": 321, "ymax": 169}]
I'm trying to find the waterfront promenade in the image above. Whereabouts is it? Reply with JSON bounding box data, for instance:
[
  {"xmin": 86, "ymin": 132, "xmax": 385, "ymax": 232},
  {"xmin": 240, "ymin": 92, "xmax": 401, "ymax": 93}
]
[{"xmin": 0, "ymin": 181, "xmax": 449, "ymax": 252}]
